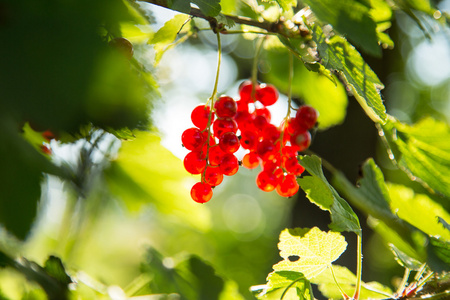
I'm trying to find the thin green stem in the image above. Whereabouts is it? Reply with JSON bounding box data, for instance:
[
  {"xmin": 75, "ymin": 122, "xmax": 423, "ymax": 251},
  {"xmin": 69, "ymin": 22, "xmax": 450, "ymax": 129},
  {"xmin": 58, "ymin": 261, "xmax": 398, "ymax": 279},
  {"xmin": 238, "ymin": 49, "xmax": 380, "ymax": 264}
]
[
  {"xmin": 278, "ymin": 52, "xmax": 294, "ymax": 164},
  {"xmin": 353, "ymin": 233, "xmax": 363, "ymax": 300},
  {"xmin": 201, "ymin": 31, "xmax": 222, "ymax": 182},
  {"xmin": 330, "ymin": 265, "xmax": 350, "ymax": 299},
  {"xmin": 251, "ymin": 37, "xmax": 265, "ymax": 86}
]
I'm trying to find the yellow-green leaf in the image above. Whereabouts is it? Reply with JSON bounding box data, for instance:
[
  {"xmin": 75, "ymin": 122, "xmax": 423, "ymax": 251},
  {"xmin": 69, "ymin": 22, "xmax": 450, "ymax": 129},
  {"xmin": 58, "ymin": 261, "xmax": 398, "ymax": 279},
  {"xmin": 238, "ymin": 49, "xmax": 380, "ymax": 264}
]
[{"xmin": 273, "ymin": 227, "xmax": 347, "ymax": 279}]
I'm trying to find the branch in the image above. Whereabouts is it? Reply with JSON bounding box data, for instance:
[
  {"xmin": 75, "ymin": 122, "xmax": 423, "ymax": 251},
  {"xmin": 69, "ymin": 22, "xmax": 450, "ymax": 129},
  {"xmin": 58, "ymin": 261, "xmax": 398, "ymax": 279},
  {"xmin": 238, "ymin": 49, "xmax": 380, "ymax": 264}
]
[{"xmin": 142, "ymin": 0, "xmax": 277, "ymax": 33}]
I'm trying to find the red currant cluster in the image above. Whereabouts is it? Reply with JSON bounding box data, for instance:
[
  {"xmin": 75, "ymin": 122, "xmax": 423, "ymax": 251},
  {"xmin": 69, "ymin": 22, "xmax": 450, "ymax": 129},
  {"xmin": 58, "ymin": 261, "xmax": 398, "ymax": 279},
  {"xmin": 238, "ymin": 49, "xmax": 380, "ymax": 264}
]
[{"xmin": 182, "ymin": 80, "xmax": 318, "ymax": 203}]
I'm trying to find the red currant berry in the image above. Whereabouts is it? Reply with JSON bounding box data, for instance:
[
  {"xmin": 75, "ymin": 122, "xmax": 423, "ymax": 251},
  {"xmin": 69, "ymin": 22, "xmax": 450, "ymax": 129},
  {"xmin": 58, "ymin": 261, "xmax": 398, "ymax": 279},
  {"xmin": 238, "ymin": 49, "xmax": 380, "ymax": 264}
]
[
  {"xmin": 202, "ymin": 166, "xmax": 224, "ymax": 186},
  {"xmin": 283, "ymin": 156, "xmax": 305, "ymax": 176},
  {"xmin": 208, "ymin": 145, "xmax": 225, "ymax": 166},
  {"xmin": 242, "ymin": 151, "xmax": 260, "ymax": 169},
  {"xmin": 239, "ymin": 80, "xmax": 258, "ymax": 103},
  {"xmin": 262, "ymin": 124, "xmax": 280, "ymax": 142},
  {"xmin": 191, "ymin": 105, "xmax": 214, "ymax": 130},
  {"xmin": 40, "ymin": 144, "xmax": 52, "ymax": 155},
  {"xmin": 253, "ymin": 115, "xmax": 269, "ymax": 132},
  {"xmin": 257, "ymin": 139, "xmax": 276, "ymax": 161},
  {"xmin": 213, "ymin": 118, "xmax": 238, "ymax": 138},
  {"xmin": 219, "ymin": 132, "xmax": 240, "ymax": 153},
  {"xmin": 214, "ymin": 95, "xmax": 237, "ymax": 118},
  {"xmin": 240, "ymin": 130, "xmax": 259, "ymax": 150},
  {"xmin": 290, "ymin": 130, "xmax": 311, "ymax": 152},
  {"xmin": 182, "ymin": 127, "xmax": 205, "ymax": 150},
  {"xmin": 295, "ymin": 105, "xmax": 318, "ymax": 130},
  {"xmin": 276, "ymin": 174, "xmax": 299, "ymax": 197},
  {"xmin": 191, "ymin": 182, "xmax": 213, "ymax": 203},
  {"xmin": 235, "ymin": 100, "xmax": 249, "ymax": 112},
  {"xmin": 256, "ymin": 170, "xmax": 278, "ymax": 192},
  {"xmin": 219, "ymin": 153, "xmax": 239, "ymax": 176},
  {"xmin": 42, "ymin": 130, "xmax": 58, "ymax": 141},
  {"xmin": 183, "ymin": 151, "xmax": 207, "ymax": 175},
  {"xmin": 255, "ymin": 107, "xmax": 271, "ymax": 122},
  {"xmin": 255, "ymin": 84, "xmax": 278, "ymax": 106}
]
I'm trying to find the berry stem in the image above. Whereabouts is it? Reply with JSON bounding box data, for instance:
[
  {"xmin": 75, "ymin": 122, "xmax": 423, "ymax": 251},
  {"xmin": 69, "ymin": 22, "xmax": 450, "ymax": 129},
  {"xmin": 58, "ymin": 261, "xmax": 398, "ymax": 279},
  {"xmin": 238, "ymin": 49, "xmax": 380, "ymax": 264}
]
[
  {"xmin": 202, "ymin": 31, "xmax": 222, "ymax": 182},
  {"xmin": 251, "ymin": 37, "xmax": 265, "ymax": 87}
]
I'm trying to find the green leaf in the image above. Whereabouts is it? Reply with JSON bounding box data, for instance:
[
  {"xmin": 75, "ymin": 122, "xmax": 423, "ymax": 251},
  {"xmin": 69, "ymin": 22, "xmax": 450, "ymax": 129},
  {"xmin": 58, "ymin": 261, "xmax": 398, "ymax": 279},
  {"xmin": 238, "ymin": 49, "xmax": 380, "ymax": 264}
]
[
  {"xmin": 273, "ymin": 227, "xmax": 348, "ymax": 279},
  {"xmin": 310, "ymin": 25, "xmax": 387, "ymax": 124},
  {"xmin": 389, "ymin": 244, "xmax": 423, "ymax": 270},
  {"xmin": 331, "ymin": 159, "xmax": 425, "ymax": 260},
  {"xmin": 298, "ymin": 155, "xmax": 361, "ymax": 235},
  {"xmin": 427, "ymin": 237, "xmax": 450, "ymax": 272},
  {"xmin": 387, "ymin": 184, "xmax": 450, "ymax": 241},
  {"xmin": 43, "ymin": 256, "xmax": 72, "ymax": 286},
  {"xmin": 149, "ymin": 14, "xmax": 190, "ymax": 64},
  {"xmin": 303, "ymin": 0, "xmax": 381, "ymax": 57},
  {"xmin": 265, "ymin": 50, "xmax": 348, "ymax": 129},
  {"xmin": 255, "ymin": 271, "xmax": 313, "ymax": 300},
  {"xmin": 311, "ymin": 265, "xmax": 393, "ymax": 299},
  {"xmin": 381, "ymin": 117, "xmax": 450, "ymax": 198},
  {"xmin": 168, "ymin": 0, "xmax": 192, "ymax": 14}
]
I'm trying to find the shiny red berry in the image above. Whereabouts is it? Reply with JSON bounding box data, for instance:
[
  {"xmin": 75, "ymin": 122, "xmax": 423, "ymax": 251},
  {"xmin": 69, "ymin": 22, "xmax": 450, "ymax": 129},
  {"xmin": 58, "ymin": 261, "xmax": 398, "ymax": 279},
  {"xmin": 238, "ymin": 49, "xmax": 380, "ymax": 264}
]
[
  {"xmin": 202, "ymin": 166, "xmax": 224, "ymax": 186},
  {"xmin": 256, "ymin": 170, "xmax": 278, "ymax": 192},
  {"xmin": 182, "ymin": 128, "xmax": 205, "ymax": 150},
  {"xmin": 257, "ymin": 139, "xmax": 276, "ymax": 160},
  {"xmin": 219, "ymin": 153, "xmax": 239, "ymax": 176},
  {"xmin": 191, "ymin": 182, "xmax": 213, "ymax": 203},
  {"xmin": 213, "ymin": 118, "xmax": 237, "ymax": 138},
  {"xmin": 183, "ymin": 151, "xmax": 206, "ymax": 175},
  {"xmin": 276, "ymin": 174, "xmax": 299, "ymax": 197},
  {"xmin": 242, "ymin": 151, "xmax": 260, "ymax": 169},
  {"xmin": 214, "ymin": 95, "xmax": 237, "ymax": 118},
  {"xmin": 239, "ymin": 80, "xmax": 258, "ymax": 103},
  {"xmin": 295, "ymin": 105, "xmax": 318, "ymax": 130},
  {"xmin": 256, "ymin": 84, "xmax": 278, "ymax": 106},
  {"xmin": 219, "ymin": 132, "xmax": 240, "ymax": 153},
  {"xmin": 208, "ymin": 145, "xmax": 225, "ymax": 166},
  {"xmin": 240, "ymin": 130, "xmax": 259, "ymax": 150},
  {"xmin": 290, "ymin": 130, "xmax": 311, "ymax": 152},
  {"xmin": 191, "ymin": 105, "xmax": 214, "ymax": 130}
]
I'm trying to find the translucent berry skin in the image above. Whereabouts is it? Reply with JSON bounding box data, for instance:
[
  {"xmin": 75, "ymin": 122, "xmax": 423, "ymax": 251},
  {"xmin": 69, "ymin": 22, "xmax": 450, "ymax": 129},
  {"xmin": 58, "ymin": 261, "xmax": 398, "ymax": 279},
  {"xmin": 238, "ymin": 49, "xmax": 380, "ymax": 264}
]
[
  {"xmin": 203, "ymin": 166, "xmax": 224, "ymax": 186},
  {"xmin": 191, "ymin": 182, "xmax": 213, "ymax": 203},
  {"xmin": 219, "ymin": 153, "xmax": 239, "ymax": 176},
  {"xmin": 191, "ymin": 105, "xmax": 214, "ymax": 130},
  {"xmin": 214, "ymin": 96, "xmax": 237, "ymax": 118},
  {"xmin": 256, "ymin": 84, "xmax": 278, "ymax": 106},
  {"xmin": 276, "ymin": 174, "xmax": 299, "ymax": 197},
  {"xmin": 262, "ymin": 124, "xmax": 280, "ymax": 142},
  {"xmin": 256, "ymin": 170, "xmax": 278, "ymax": 192},
  {"xmin": 255, "ymin": 107, "xmax": 271, "ymax": 122},
  {"xmin": 182, "ymin": 128, "xmax": 205, "ymax": 150},
  {"xmin": 283, "ymin": 156, "xmax": 305, "ymax": 176},
  {"xmin": 208, "ymin": 145, "xmax": 225, "ymax": 166},
  {"xmin": 239, "ymin": 80, "xmax": 258, "ymax": 103},
  {"xmin": 253, "ymin": 115, "xmax": 268, "ymax": 133},
  {"xmin": 219, "ymin": 132, "xmax": 240, "ymax": 153},
  {"xmin": 295, "ymin": 105, "xmax": 318, "ymax": 130},
  {"xmin": 242, "ymin": 151, "xmax": 260, "ymax": 169},
  {"xmin": 183, "ymin": 151, "xmax": 206, "ymax": 175},
  {"xmin": 257, "ymin": 139, "xmax": 276, "ymax": 160},
  {"xmin": 290, "ymin": 130, "xmax": 311, "ymax": 152},
  {"xmin": 240, "ymin": 130, "xmax": 259, "ymax": 150},
  {"xmin": 213, "ymin": 118, "xmax": 237, "ymax": 138}
]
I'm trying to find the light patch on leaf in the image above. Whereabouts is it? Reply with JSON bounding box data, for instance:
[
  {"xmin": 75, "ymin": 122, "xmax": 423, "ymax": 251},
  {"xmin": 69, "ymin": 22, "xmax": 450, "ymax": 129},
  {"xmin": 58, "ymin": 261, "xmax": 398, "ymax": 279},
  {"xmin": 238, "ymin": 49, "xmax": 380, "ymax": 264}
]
[{"xmin": 273, "ymin": 227, "xmax": 347, "ymax": 279}]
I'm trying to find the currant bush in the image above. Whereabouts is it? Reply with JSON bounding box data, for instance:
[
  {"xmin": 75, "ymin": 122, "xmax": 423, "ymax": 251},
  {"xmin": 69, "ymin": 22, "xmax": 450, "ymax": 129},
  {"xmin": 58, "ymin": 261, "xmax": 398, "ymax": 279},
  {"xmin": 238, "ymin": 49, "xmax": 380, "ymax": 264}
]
[{"xmin": 182, "ymin": 82, "xmax": 318, "ymax": 203}]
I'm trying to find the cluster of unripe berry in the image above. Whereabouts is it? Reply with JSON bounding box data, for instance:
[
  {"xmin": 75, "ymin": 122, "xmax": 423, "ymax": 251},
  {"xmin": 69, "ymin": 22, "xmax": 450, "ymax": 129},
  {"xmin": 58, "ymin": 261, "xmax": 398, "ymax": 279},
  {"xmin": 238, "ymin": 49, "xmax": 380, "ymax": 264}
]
[{"xmin": 182, "ymin": 81, "xmax": 318, "ymax": 203}]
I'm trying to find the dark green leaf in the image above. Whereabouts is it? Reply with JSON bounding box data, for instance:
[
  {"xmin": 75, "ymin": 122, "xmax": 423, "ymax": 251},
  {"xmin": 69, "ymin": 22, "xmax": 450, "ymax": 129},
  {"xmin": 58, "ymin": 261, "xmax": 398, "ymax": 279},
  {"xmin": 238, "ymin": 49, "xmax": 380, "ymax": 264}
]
[
  {"xmin": 168, "ymin": 0, "xmax": 192, "ymax": 14},
  {"xmin": 43, "ymin": 256, "xmax": 72, "ymax": 286},
  {"xmin": 303, "ymin": 0, "xmax": 381, "ymax": 57},
  {"xmin": 427, "ymin": 237, "xmax": 450, "ymax": 272},
  {"xmin": 192, "ymin": 0, "xmax": 221, "ymax": 16},
  {"xmin": 310, "ymin": 25, "xmax": 387, "ymax": 124},
  {"xmin": 298, "ymin": 155, "xmax": 361, "ymax": 235}
]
